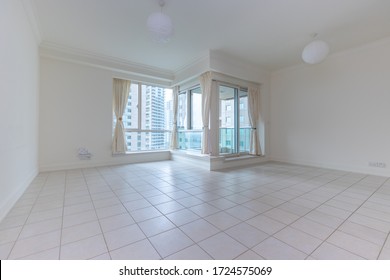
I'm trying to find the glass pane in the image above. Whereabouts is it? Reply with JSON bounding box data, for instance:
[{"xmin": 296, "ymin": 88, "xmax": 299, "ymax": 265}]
[
  {"xmin": 125, "ymin": 131, "xmax": 171, "ymax": 151},
  {"xmin": 122, "ymin": 83, "xmax": 139, "ymax": 129},
  {"xmin": 164, "ymin": 88, "xmax": 173, "ymax": 131},
  {"xmin": 177, "ymin": 92, "xmax": 187, "ymax": 130},
  {"xmin": 190, "ymin": 87, "xmax": 202, "ymax": 130},
  {"xmin": 219, "ymin": 85, "xmax": 236, "ymax": 154},
  {"xmin": 239, "ymin": 91, "xmax": 250, "ymax": 153},
  {"xmin": 141, "ymin": 85, "xmax": 172, "ymax": 131},
  {"xmin": 177, "ymin": 131, "xmax": 202, "ymax": 150}
]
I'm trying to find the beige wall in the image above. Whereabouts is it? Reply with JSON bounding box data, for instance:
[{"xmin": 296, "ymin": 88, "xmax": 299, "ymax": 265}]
[
  {"xmin": 269, "ymin": 38, "xmax": 390, "ymax": 176},
  {"xmin": 0, "ymin": 0, "xmax": 40, "ymax": 220}
]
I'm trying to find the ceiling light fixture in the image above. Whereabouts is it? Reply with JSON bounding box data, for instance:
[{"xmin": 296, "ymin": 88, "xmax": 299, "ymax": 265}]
[
  {"xmin": 302, "ymin": 34, "xmax": 330, "ymax": 64},
  {"xmin": 147, "ymin": 0, "xmax": 173, "ymax": 43}
]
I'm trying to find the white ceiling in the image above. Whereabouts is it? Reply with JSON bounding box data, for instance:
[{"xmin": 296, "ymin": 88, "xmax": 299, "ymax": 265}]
[{"xmin": 32, "ymin": 0, "xmax": 390, "ymax": 72}]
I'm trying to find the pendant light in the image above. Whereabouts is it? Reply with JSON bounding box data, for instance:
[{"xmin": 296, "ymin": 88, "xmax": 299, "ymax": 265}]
[
  {"xmin": 302, "ymin": 34, "xmax": 330, "ymax": 64},
  {"xmin": 147, "ymin": 0, "xmax": 174, "ymax": 43}
]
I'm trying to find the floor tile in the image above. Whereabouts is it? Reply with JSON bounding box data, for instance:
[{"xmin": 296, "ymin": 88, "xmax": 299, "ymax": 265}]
[
  {"xmin": 165, "ymin": 245, "xmax": 212, "ymax": 260},
  {"xmin": 252, "ymin": 237, "xmax": 307, "ymax": 260},
  {"xmin": 378, "ymin": 247, "xmax": 390, "ymax": 260},
  {"xmin": 8, "ymin": 230, "xmax": 61, "ymax": 259},
  {"xmin": 207, "ymin": 198, "xmax": 237, "ymax": 210},
  {"xmin": 99, "ymin": 213, "xmax": 135, "ymax": 233},
  {"xmin": 95, "ymin": 204, "xmax": 127, "ymax": 219},
  {"xmin": 19, "ymin": 247, "xmax": 60, "ymax": 260},
  {"xmin": 347, "ymin": 213, "xmax": 390, "ymax": 233},
  {"xmin": 246, "ymin": 215, "xmax": 286, "ymax": 235},
  {"xmin": 189, "ymin": 203, "xmax": 220, "ymax": 217},
  {"xmin": 104, "ymin": 224, "xmax": 146, "ymax": 251},
  {"xmin": 19, "ymin": 217, "xmax": 62, "ymax": 239},
  {"xmin": 198, "ymin": 232, "xmax": 247, "ymax": 260},
  {"xmin": 149, "ymin": 228, "xmax": 194, "ymax": 258},
  {"xmin": 130, "ymin": 206, "xmax": 162, "ymax": 222},
  {"xmin": 154, "ymin": 201, "xmax": 185, "ymax": 215},
  {"xmin": 290, "ymin": 217, "xmax": 334, "ymax": 240},
  {"xmin": 110, "ymin": 239, "xmax": 161, "ymax": 260},
  {"xmin": 304, "ymin": 210, "xmax": 344, "ymax": 229},
  {"xmin": 310, "ymin": 242, "xmax": 364, "ymax": 260},
  {"xmin": 338, "ymin": 221, "xmax": 388, "ymax": 246},
  {"xmin": 3, "ymin": 161, "xmax": 390, "ymax": 260},
  {"xmin": 0, "ymin": 215, "xmax": 29, "ymax": 230},
  {"xmin": 0, "ymin": 242, "xmax": 14, "ymax": 259},
  {"xmin": 235, "ymin": 250, "xmax": 264, "ymax": 260},
  {"xmin": 263, "ymin": 208, "xmax": 300, "ymax": 225},
  {"xmin": 274, "ymin": 226, "xmax": 323, "ymax": 254},
  {"xmin": 61, "ymin": 221, "xmax": 102, "ymax": 245},
  {"xmin": 60, "ymin": 234, "xmax": 107, "ymax": 260},
  {"xmin": 90, "ymin": 253, "xmax": 111, "ymax": 260},
  {"xmin": 225, "ymin": 222, "xmax": 268, "ymax": 248},
  {"xmin": 0, "ymin": 227, "xmax": 22, "ymax": 245},
  {"xmin": 166, "ymin": 209, "xmax": 200, "ymax": 227},
  {"xmin": 180, "ymin": 219, "xmax": 220, "ymax": 242},
  {"xmin": 204, "ymin": 212, "xmax": 241, "ymax": 230},
  {"xmin": 327, "ymin": 231, "xmax": 382, "ymax": 259},
  {"xmin": 123, "ymin": 199, "xmax": 152, "ymax": 212},
  {"xmin": 225, "ymin": 205, "xmax": 258, "ymax": 221},
  {"xmin": 138, "ymin": 216, "xmax": 176, "ymax": 237},
  {"xmin": 63, "ymin": 202, "xmax": 94, "ymax": 216}
]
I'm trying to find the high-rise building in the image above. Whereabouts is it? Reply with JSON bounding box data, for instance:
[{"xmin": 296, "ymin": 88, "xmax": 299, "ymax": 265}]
[{"xmin": 121, "ymin": 84, "xmax": 171, "ymax": 151}]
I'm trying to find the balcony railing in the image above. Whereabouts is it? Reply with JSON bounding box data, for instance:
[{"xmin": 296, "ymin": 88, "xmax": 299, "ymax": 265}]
[
  {"xmin": 125, "ymin": 131, "xmax": 171, "ymax": 152},
  {"xmin": 219, "ymin": 127, "xmax": 251, "ymax": 154},
  {"xmin": 177, "ymin": 130, "xmax": 202, "ymax": 150}
]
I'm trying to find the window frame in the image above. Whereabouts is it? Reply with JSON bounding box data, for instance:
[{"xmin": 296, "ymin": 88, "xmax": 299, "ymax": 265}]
[
  {"xmin": 113, "ymin": 81, "xmax": 173, "ymax": 152},
  {"xmin": 218, "ymin": 83, "xmax": 250, "ymax": 156}
]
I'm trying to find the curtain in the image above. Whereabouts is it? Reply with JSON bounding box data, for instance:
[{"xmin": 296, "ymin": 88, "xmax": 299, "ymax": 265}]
[
  {"xmin": 112, "ymin": 78, "xmax": 130, "ymax": 153},
  {"xmin": 170, "ymin": 86, "xmax": 179, "ymax": 149},
  {"xmin": 200, "ymin": 72, "xmax": 212, "ymax": 154},
  {"xmin": 248, "ymin": 86, "xmax": 262, "ymax": 155}
]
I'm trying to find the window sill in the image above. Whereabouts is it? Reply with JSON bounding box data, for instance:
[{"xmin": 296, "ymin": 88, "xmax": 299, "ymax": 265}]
[{"xmin": 112, "ymin": 150, "xmax": 171, "ymax": 157}]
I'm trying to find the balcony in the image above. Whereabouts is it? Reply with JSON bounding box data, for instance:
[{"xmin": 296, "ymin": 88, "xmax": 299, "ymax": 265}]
[
  {"xmin": 177, "ymin": 130, "xmax": 202, "ymax": 151},
  {"xmin": 219, "ymin": 127, "xmax": 251, "ymax": 154}
]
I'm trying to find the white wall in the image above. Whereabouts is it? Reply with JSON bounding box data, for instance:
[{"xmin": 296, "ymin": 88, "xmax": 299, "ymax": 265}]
[
  {"xmin": 0, "ymin": 0, "xmax": 40, "ymax": 220},
  {"xmin": 270, "ymin": 38, "xmax": 390, "ymax": 176},
  {"xmin": 39, "ymin": 57, "xmax": 170, "ymax": 171}
]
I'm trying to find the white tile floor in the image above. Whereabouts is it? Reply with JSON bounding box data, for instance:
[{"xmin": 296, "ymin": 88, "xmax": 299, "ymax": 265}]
[{"xmin": 1, "ymin": 161, "xmax": 390, "ymax": 260}]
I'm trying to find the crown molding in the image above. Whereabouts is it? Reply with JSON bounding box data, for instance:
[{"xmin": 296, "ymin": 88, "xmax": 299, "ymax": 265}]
[
  {"xmin": 21, "ymin": 0, "xmax": 42, "ymax": 43},
  {"xmin": 39, "ymin": 41, "xmax": 175, "ymax": 84}
]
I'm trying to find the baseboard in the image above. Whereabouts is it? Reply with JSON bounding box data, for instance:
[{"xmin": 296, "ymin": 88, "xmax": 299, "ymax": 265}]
[
  {"xmin": 210, "ymin": 155, "xmax": 269, "ymax": 171},
  {"xmin": 39, "ymin": 151, "xmax": 171, "ymax": 172},
  {"xmin": 0, "ymin": 168, "xmax": 38, "ymax": 223},
  {"xmin": 269, "ymin": 156, "xmax": 390, "ymax": 177}
]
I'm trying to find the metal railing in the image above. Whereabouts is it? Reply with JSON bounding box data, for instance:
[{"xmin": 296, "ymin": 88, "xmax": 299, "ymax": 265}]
[{"xmin": 219, "ymin": 127, "xmax": 251, "ymax": 154}]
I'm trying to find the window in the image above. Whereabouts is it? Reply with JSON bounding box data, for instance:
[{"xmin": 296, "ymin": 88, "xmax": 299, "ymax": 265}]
[
  {"xmin": 177, "ymin": 86, "xmax": 202, "ymax": 150},
  {"xmin": 219, "ymin": 85, "xmax": 250, "ymax": 155},
  {"xmin": 113, "ymin": 81, "xmax": 173, "ymax": 152}
]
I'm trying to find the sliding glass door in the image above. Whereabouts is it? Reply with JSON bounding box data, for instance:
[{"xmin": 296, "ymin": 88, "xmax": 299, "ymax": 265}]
[{"xmin": 219, "ymin": 85, "xmax": 250, "ymax": 155}]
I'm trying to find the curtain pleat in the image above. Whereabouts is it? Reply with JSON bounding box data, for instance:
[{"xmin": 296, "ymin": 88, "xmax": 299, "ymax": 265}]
[
  {"xmin": 112, "ymin": 78, "xmax": 130, "ymax": 153},
  {"xmin": 248, "ymin": 86, "xmax": 262, "ymax": 155},
  {"xmin": 170, "ymin": 86, "xmax": 179, "ymax": 149},
  {"xmin": 200, "ymin": 72, "xmax": 212, "ymax": 154}
]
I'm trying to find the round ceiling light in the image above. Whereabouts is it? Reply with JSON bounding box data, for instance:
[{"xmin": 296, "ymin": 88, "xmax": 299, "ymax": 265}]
[
  {"xmin": 302, "ymin": 40, "xmax": 330, "ymax": 64},
  {"xmin": 147, "ymin": 1, "xmax": 173, "ymax": 43}
]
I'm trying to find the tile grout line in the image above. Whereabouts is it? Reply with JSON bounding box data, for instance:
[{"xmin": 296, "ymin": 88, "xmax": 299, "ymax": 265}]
[
  {"xmin": 305, "ymin": 175, "xmax": 390, "ymax": 260},
  {"xmin": 5, "ymin": 173, "xmax": 49, "ymax": 260}
]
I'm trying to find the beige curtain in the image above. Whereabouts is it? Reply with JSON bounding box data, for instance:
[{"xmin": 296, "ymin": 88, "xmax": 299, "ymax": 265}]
[
  {"xmin": 170, "ymin": 86, "xmax": 179, "ymax": 149},
  {"xmin": 112, "ymin": 78, "xmax": 130, "ymax": 153},
  {"xmin": 200, "ymin": 72, "xmax": 212, "ymax": 154},
  {"xmin": 248, "ymin": 86, "xmax": 262, "ymax": 155}
]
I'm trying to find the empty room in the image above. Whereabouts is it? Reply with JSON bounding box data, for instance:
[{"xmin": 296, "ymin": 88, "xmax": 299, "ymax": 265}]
[{"xmin": 1, "ymin": 0, "xmax": 390, "ymax": 262}]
